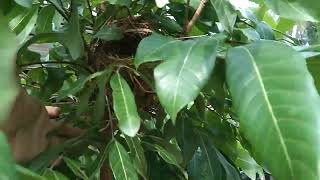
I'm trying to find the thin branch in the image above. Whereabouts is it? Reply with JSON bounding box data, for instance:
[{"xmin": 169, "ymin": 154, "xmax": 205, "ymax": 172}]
[
  {"xmin": 105, "ymin": 96, "xmax": 114, "ymax": 140},
  {"xmin": 185, "ymin": 0, "xmax": 207, "ymax": 34},
  {"xmin": 86, "ymin": 0, "xmax": 95, "ymax": 25},
  {"xmin": 183, "ymin": 0, "xmax": 191, "ymax": 36},
  {"xmin": 47, "ymin": 0, "xmax": 69, "ymax": 20},
  {"xmin": 19, "ymin": 61, "xmax": 93, "ymax": 73}
]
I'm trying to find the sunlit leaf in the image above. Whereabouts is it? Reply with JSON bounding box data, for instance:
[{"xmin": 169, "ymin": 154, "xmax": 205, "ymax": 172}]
[
  {"xmin": 109, "ymin": 140, "xmax": 138, "ymax": 180},
  {"xmin": 110, "ymin": 73, "xmax": 141, "ymax": 137},
  {"xmin": 210, "ymin": 0, "xmax": 237, "ymax": 32},
  {"xmin": 226, "ymin": 41, "xmax": 320, "ymax": 179},
  {"xmin": 154, "ymin": 36, "xmax": 220, "ymax": 122}
]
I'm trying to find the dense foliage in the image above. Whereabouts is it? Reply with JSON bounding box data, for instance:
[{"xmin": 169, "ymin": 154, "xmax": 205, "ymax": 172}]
[{"xmin": 1, "ymin": 0, "xmax": 320, "ymax": 179}]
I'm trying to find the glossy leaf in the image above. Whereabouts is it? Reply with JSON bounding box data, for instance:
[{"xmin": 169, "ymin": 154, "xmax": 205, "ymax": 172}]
[
  {"xmin": 255, "ymin": 22, "xmax": 275, "ymax": 40},
  {"xmin": 154, "ymin": 36, "xmax": 219, "ymax": 122},
  {"xmin": 134, "ymin": 33, "xmax": 179, "ymax": 68},
  {"xmin": 110, "ymin": 73, "xmax": 141, "ymax": 137},
  {"xmin": 109, "ymin": 140, "xmax": 138, "ymax": 180},
  {"xmin": 14, "ymin": 0, "xmax": 32, "ymax": 8},
  {"xmin": 210, "ymin": 0, "xmax": 237, "ymax": 32},
  {"xmin": 0, "ymin": 133, "xmax": 16, "ymax": 179},
  {"xmin": 35, "ymin": 5, "xmax": 55, "ymax": 33},
  {"xmin": 63, "ymin": 3, "xmax": 84, "ymax": 60},
  {"xmin": 226, "ymin": 41, "xmax": 320, "ymax": 180},
  {"xmin": 125, "ymin": 136, "xmax": 148, "ymax": 179},
  {"xmin": 9, "ymin": 5, "xmax": 38, "ymax": 44},
  {"xmin": 266, "ymin": 0, "xmax": 320, "ymax": 22},
  {"xmin": 0, "ymin": 14, "xmax": 19, "ymax": 124}
]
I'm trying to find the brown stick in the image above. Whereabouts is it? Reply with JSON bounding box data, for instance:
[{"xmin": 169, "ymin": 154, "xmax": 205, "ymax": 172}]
[{"xmin": 185, "ymin": 0, "xmax": 207, "ymax": 34}]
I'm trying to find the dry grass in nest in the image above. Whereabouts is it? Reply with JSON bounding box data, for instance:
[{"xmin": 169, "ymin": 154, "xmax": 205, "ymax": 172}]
[{"xmin": 92, "ymin": 16, "xmax": 153, "ymax": 71}]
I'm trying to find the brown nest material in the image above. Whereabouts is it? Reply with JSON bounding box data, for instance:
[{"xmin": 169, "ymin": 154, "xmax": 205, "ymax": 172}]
[{"xmin": 92, "ymin": 16, "xmax": 153, "ymax": 71}]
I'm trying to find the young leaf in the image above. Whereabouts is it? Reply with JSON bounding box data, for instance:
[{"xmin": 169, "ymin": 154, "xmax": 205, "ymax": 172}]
[
  {"xmin": 134, "ymin": 33, "xmax": 179, "ymax": 68},
  {"xmin": 154, "ymin": 36, "xmax": 219, "ymax": 122},
  {"xmin": 226, "ymin": 41, "xmax": 320, "ymax": 180},
  {"xmin": 109, "ymin": 140, "xmax": 138, "ymax": 180},
  {"xmin": 266, "ymin": 0, "xmax": 320, "ymax": 22},
  {"xmin": 110, "ymin": 73, "xmax": 141, "ymax": 137},
  {"xmin": 63, "ymin": 3, "xmax": 84, "ymax": 60},
  {"xmin": 210, "ymin": 0, "xmax": 237, "ymax": 32},
  {"xmin": 35, "ymin": 5, "xmax": 55, "ymax": 34},
  {"xmin": 125, "ymin": 136, "xmax": 148, "ymax": 179}
]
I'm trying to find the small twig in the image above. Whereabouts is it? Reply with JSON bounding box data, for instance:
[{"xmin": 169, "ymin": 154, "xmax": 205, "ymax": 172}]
[
  {"xmin": 133, "ymin": 76, "xmax": 154, "ymax": 93},
  {"xmin": 124, "ymin": 28, "xmax": 153, "ymax": 34},
  {"xmin": 178, "ymin": 34, "xmax": 208, "ymax": 40},
  {"xmin": 105, "ymin": 96, "xmax": 114, "ymax": 139},
  {"xmin": 185, "ymin": 0, "xmax": 207, "ymax": 34},
  {"xmin": 47, "ymin": 0, "xmax": 69, "ymax": 20},
  {"xmin": 19, "ymin": 61, "xmax": 93, "ymax": 73},
  {"xmin": 86, "ymin": 0, "xmax": 95, "ymax": 25},
  {"xmin": 49, "ymin": 154, "xmax": 64, "ymax": 169}
]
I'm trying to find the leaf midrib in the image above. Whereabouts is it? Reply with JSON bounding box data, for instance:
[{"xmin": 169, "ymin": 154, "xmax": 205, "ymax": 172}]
[
  {"xmin": 117, "ymin": 74, "xmax": 133, "ymax": 128},
  {"xmin": 115, "ymin": 142, "xmax": 129, "ymax": 180},
  {"xmin": 240, "ymin": 46, "xmax": 294, "ymax": 176}
]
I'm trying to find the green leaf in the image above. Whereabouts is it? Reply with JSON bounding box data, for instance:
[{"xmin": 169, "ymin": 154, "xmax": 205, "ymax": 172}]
[
  {"xmin": 125, "ymin": 136, "xmax": 148, "ymax": 179},
  {"xmin": 110, "ymin": 73, "xmax": 141, "ymax": 137},
  {"xmin": 226, "ymin": 41, "xmax": 320, "ymax": 180},
  {"xmin": 9, "ymin": 5, "xmax": 38, "ymax": 44},
  {"xmin": 63, "ymin": 157, "xmax": 88, "ymax": 179},
  {"xmin": 134, "ymin": 33, "xmax": 179, "ymax": 68},
  {"xmin": 235, "ymin": 146, "xmax": 265, "ymax": 180},
  {"xmin": 0, "ymin": 14, "xmax": 19, "ymax": 125},
  {"xmin": 255, "ymin": 22, "xmax": 275, "ymax": 40},
  {"xmin": 266, "ymin": 0, "xmax": 320, "ymax": 22},
  {"xmin": 63, "ymin": 3, "xmax": 84, "ymax": 60},
  {"xmin": 109, "ymin": 140, "xmax": 138, "ymax": 180},
  {"xmin": 154, "ymin": 36, "xmax": 219, "ymax": 122},
  {"xmin": 14, "ymin": 0, "xmax": 32, "ymax": 8},
  {"xmin": 93, "ymin": 26, "xmax": 124, "ymax": 41},
  {"xmin": 43, "ymin": 169, "xmax": 69, "ymax": 180},
  {"xmin": 0, "ymin": 133, "xmax": 16, "ymax": 179},
  {"xmin": 87, "ymin": 142, "xmax": 111, "ymax": 179},
  {"xmin": 36, "ymin": 5, "xmax": 55, "ymax": 33},
  {"xmin": 210, "ymin": 0, "xmax": 237, "ymax": 32},
  {"xmin": 16, "ymin": 165, "xmax": 45, "ymax": 180},
  {"xmin": 107, "ymin": 0, "xmax": 131, "ymax": 7}
]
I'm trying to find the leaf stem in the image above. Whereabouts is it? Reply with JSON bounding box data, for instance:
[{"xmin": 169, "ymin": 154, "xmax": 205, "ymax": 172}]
[
  {"xmin": 185, "ymin": 0, "xmax": 207, "ymax": 34},
  {"xmin": 86, "ymin": 0, "xmax": 95, "ymax": 25},
  {"xmin": 47, "ymin": 0, "xmax": 69, "ymax": 20}
]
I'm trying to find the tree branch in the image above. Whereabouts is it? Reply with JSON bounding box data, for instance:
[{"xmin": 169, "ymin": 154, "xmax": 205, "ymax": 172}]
[
  {"xmin": 86, "ymin": 0, "xmax": 95, "ymax": 25},
  {"xmin": 185, "ymin": 0, "xmax": 207, "ymax": 35}
]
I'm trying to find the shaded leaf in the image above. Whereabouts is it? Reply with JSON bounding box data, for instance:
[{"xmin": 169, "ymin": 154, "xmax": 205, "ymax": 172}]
[
  {"xmin": 16, "ymin": 165, "xmax": 45, "ymax": 180},
  {"xmin": 134, "ymin": 33, "xmax": 179, "ymax": 68},
  {"xmin": 226, "ymin": 41, "xmax": 320, "ymax": 180},
  {"xmin": 0, "ymin": 133, "xmax": 16, "ymax": 179},
  {"xmin": 210, "ymin": 0, "xmax": 237, "ymax": 32},
  {"xmin": 109, "ymin": 140, "xmax": 138, "ymax": 180},
  {"xmin": 63, "ymin": 157, "xmax": 88, "ymax": 179},
  {"xmin": 154, "ymin": 36, "xmax": 219, "ymax": 122},
  {"xmin": 125, "ymin": 136, "xmax": 148, "ymax": 179},
  {"xmin": 110, "ymin": 73, "xmax": 141, "ymax": 137},
  {"xmin": 43, "ymin": 169, "xmax": 69, "ymax": 180},
  {"xmin": 36, "ymin": 5, "xmax": 55, "ymax": 33},
  {"xmin": 63, "ymin": 3, "xmax": 84, "ymax": 60},
  {"xmin": 14, "ymin": 0, "xmax": 32, "ymax": 8},
  {"xmin": 107, "ymin": 0, "xmax": 131, "ymax": 7},
  {"xmin": 94, "ymin": 26, "xmax": 123, "ymax": 41},
  {"xmin": 255, "ymin": 22, "xmax": 275, "ymax": 40}
]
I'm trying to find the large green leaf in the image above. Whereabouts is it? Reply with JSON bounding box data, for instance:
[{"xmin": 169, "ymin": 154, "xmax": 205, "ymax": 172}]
[
  {"xmin": 226, "ymin": 41, "xmax": 320, "ymax": 180},
  {"xmin": 35, "ymin": 5, "xmax": 55, "ymax": 33},
  {"xmin": 9, "ymin": 5, "xmax": 38, "ymax": 44},
  {"xmin": 154, "ymin": 36, "xmax": 219, "ymax": 122},
  {"xmin": 14, "ymin": 0, "xmax": 32, "ymax": 8},
  {"xmin": 134, "ymin": 33, "xmax": 179, "ymax": 68},
  {"xmin": 63, "ymin": 3, "xmax": 84, "ymax": 60},
  {"xmin": 16, "ymin": 165, "xmax": 45, "ymax": 180},
  {"xmin": 0, "ymin": 14, "xmax": 19, "ymax": 124},
  {"xmin": 210, "ymin": 0, "xmax": 237, "ymax": 32},
  {"xmin": 266, "ymin": 0, "xmax": 320, "ymax": 22},
  {"xmin": 109, "ymin": 140, "xmax": 138, "ymax": 180},
  {"xmin": 0, "ymin": 133, "xmax": 16, "ymax": 179},
  {"xmin": 93, "ymin": 26, "xmax": 124, "ymax": 41},
  {"xmin": 110, "ymin": 73, "xmax": 141, "ymax": 137}
]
